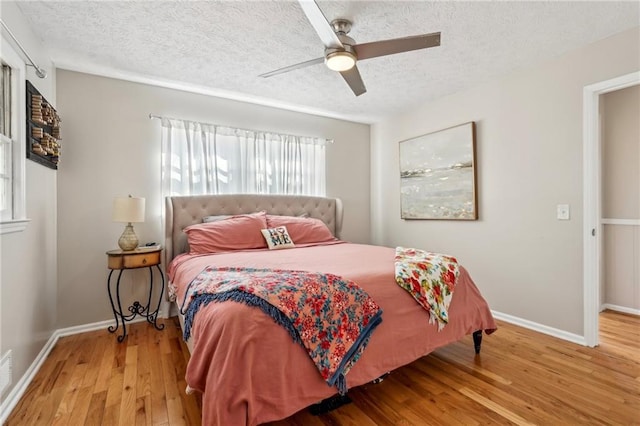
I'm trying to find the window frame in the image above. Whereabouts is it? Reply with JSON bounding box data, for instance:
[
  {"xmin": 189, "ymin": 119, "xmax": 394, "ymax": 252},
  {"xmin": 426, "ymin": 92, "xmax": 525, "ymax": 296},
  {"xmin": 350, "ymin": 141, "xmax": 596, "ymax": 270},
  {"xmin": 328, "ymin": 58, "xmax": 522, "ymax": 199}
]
[{"xmin": 0, "ymin": 34, "xmax": 29, "ymax": 234}]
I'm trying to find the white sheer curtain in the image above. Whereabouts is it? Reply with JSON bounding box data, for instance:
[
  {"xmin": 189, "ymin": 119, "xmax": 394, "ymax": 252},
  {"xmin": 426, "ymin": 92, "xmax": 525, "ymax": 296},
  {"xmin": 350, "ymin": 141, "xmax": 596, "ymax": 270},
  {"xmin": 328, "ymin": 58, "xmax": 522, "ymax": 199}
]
[{"xmin": 160, "ymin": 118, "xmax": 327, "ymax": 197}]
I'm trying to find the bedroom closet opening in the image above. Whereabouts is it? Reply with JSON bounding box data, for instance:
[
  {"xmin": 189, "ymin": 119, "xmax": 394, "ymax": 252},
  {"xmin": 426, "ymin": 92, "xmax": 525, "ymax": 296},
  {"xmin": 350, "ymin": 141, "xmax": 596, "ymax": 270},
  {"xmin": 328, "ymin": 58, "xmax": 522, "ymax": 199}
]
[{"xmin": 599, "ymin": 84, "xmax": 640, "ymax": 341}]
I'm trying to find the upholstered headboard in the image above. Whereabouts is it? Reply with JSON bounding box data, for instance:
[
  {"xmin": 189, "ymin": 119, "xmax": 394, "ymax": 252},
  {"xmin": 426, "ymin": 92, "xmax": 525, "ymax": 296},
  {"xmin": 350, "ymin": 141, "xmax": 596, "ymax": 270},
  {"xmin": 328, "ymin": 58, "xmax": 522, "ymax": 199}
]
[{"xmin": 164, "ymin": 194, "xmax": 343, "ymax": 265}]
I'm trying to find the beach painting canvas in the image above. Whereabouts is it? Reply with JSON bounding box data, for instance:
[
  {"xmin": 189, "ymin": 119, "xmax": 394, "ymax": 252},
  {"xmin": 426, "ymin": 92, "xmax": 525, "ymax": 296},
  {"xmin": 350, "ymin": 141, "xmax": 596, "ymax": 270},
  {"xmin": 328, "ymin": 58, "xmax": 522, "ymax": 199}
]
[{"xmin": 399, "ymin": 122, "xmax": 477, "ymax": 220}]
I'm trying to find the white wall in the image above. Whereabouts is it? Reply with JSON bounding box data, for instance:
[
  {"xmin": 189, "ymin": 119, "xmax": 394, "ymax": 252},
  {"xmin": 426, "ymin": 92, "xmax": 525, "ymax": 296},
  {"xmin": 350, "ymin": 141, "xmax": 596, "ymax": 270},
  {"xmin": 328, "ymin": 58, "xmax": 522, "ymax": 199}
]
[
  {"xmin": 55, "ymin": 70, "xmax": 370, "ymax": 327},
  {"xmin": 371, "ymin": 27, "xmax": 640, "ymax": 335},
  {"xmin": 0, "ymin": 2, "xmax": 57, "ymax": 402},
  {"xmin": 602, "ymin": 85, "xmax": 640, "ymax": 311}
]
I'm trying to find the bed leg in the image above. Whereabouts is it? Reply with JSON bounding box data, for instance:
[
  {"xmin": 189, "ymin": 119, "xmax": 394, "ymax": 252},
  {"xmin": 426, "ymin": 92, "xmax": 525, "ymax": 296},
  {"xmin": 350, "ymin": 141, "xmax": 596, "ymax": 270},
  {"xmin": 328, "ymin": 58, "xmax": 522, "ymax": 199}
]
[{"xmin": 472, "ymin": 330, "xmax": 483, "ymax": 354}]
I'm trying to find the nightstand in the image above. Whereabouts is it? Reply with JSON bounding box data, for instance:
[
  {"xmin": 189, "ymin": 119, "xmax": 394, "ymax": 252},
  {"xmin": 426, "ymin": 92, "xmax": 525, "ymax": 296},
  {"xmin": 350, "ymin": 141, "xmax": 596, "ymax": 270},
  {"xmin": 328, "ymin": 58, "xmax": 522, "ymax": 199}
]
[{"xmin": 106, "ymin": 247, "xmax": 165, "ymax": 342}]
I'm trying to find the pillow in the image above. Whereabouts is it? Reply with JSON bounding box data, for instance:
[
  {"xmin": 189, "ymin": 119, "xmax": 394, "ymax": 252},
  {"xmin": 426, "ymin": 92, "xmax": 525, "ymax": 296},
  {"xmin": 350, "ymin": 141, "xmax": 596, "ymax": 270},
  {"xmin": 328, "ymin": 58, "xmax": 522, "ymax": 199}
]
[
  {"xmin": 202, "ymin": 215, "xmax": 231, "ymax": 223},
  {"xmin": 184, "ymin": 211, "xmax": 268, "ymax": 254},
  {"xmin": 261, "ymin": 226, "xmax": 295, "ymax": 250},
  {"xmin": 265, "ymin": 215, "xmax": 336, "ymax": 244}
]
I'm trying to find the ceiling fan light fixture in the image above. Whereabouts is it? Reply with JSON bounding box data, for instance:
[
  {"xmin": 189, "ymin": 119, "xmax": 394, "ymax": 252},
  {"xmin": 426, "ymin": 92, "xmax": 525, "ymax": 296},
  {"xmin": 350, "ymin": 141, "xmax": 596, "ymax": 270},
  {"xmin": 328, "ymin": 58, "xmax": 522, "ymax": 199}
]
[{"xmin": 325, "ymin": 50, "xmax": 356, "ymax": 72}]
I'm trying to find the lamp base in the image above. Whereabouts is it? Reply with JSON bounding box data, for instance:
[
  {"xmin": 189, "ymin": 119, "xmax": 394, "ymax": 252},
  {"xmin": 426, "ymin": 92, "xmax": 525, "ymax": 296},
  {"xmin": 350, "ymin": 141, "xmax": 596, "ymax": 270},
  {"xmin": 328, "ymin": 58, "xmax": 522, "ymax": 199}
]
[{"xmin": 118, "ymin": 223, "xmax": 139, "ymax": 251}]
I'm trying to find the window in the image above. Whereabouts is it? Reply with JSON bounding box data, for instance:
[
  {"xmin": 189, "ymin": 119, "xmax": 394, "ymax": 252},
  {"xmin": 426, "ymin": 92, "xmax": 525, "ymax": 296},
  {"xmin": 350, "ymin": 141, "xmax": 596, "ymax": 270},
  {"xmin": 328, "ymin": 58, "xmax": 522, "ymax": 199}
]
[
  {"xmin": 0, "ymin": 36, "xmax": 28, "ymax": 234},
  {"xmin": 160, "ymin": 118, "xmax": 327, "ymax": 197},
  {"xmin": 0, "ymin": 63, "xmax": 13, "ymax": 221}
]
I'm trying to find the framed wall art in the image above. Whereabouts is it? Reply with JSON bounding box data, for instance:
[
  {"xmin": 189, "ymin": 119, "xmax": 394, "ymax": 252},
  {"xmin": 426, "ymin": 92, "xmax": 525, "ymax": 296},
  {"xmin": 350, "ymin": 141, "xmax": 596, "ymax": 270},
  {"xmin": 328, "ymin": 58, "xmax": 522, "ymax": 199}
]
[{"xmin": 399, "ymin": 122, "xmax": 477, "ymax": 220}]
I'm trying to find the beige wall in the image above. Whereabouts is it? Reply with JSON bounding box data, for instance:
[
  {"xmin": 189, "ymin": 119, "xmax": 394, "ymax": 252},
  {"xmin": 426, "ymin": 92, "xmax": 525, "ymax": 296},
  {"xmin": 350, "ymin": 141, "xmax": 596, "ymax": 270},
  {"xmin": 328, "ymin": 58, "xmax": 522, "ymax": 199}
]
[
  {"xmin": 55, "ymin": 70, "xmax": 370, "ymax": 327},
  {"xmin": 0, "ymin": 2, "xmax": 57, "ymax": 402},
  {"xmin": 371, "ymin": 27, "xmax": 640, "ymax": 335},
  {"xmin": 602, "ymin": 85, "xmax": 640, "ymax": 310}
]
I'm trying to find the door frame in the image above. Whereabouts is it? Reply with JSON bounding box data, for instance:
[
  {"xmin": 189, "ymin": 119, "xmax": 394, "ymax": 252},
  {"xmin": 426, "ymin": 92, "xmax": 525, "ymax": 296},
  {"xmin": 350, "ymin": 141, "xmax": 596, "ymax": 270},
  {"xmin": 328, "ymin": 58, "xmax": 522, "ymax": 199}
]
[{"xmin": 583, "ymin": 71, "xmax": 640, "ymax": 347}]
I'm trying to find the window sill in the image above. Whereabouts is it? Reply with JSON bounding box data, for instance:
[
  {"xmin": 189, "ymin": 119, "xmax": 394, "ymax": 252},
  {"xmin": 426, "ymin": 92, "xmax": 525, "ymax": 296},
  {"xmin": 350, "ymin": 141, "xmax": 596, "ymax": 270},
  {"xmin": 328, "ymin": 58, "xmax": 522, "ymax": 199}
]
[{"xmin": 0, "ymin": 218, "xmax": 31, "ymax": 235}]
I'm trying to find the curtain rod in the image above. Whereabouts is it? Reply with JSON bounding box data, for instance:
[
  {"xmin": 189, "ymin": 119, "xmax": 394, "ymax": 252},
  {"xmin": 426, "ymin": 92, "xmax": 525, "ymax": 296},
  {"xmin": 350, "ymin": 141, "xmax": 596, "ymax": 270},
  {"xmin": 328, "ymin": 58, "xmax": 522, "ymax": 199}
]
[
  {"xmin": 0, "ymin": 19, "xmax": 47, "ymax": 79},
  {"xmin": 148, "ymin": 113, "xmax": 333, "ymax": 144}
]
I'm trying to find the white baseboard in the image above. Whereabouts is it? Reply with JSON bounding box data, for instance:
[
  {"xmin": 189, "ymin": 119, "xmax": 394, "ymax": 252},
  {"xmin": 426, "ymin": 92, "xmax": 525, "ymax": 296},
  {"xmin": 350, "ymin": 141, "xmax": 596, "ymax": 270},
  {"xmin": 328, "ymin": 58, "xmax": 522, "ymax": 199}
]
[
  {"xmin": 0, "ymin": 315, "xmax": 156, "ymax": 424},
  {"xmin": 0, "ymin": 330, "xmax": 58, "ymax": 424},
  {"xmin": 491, "ymin": 310, "xmax": 586, "ymax": 346},
  {"xmin": 601, "ymin": 303, "xmax": 640, "ymax": 316}
]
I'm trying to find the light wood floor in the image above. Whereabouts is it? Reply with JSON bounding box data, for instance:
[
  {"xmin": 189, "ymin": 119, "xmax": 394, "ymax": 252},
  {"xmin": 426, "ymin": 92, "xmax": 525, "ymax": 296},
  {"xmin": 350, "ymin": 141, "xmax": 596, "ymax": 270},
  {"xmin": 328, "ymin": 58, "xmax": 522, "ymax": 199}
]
[{"xmin": 6, "ymin": 310, "xmax": 639, "ymax": 425}]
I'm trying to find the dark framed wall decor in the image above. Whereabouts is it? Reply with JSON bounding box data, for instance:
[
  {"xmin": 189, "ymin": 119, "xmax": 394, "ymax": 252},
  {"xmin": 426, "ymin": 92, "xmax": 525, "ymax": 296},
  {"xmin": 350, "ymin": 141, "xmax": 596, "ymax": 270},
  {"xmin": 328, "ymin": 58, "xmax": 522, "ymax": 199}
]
[
  {"xmin": 399, "ymin": 122, "xmax": 477, "ymax": 220},
  {"xmin": 26, "ymin": 80, "xmax": 61, "ymax": 169}
]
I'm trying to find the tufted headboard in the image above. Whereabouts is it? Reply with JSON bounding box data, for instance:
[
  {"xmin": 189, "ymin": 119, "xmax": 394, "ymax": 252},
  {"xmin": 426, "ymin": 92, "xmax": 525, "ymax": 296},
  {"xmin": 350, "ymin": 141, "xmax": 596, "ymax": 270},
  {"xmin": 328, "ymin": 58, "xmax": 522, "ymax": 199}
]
[{"xmin": 164, "ymin": 194, "xmax": 343, "ymax": 265}]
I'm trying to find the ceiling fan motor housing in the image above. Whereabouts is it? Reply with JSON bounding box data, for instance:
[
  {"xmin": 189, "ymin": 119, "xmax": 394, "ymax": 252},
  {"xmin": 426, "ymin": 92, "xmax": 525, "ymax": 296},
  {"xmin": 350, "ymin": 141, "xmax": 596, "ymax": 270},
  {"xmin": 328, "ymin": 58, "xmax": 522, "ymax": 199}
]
[
  {"xmin": 325, "ymin": 41, "xmax": 356, "ymax": 59},
  {"xmin": 325, "ymin": 23, "xmax": 358, "ymax": 67}
]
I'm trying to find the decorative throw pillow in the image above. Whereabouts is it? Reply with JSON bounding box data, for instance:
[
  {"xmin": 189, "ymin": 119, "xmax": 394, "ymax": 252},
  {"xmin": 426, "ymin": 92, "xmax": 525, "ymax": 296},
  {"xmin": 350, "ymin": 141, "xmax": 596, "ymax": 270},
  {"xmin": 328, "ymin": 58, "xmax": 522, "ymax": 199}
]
[
  {"xmin": 261, "ymin": 226, "xmax": 295, "ymax": 250},
  {"xmin": 265, "ymin": 215, "xmax": 337, "ymax": 244},
  {"xmin": 184, "ymin": 211, "xmax": 268, "ymax": 254}
]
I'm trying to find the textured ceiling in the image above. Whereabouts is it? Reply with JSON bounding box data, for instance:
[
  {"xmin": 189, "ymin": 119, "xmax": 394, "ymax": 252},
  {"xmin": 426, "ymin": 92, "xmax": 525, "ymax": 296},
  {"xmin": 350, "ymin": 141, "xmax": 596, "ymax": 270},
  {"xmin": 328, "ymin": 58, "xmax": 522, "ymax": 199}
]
[{"xmin": 14, "ymin": 0, "xmax": 640, "ymax": 123}]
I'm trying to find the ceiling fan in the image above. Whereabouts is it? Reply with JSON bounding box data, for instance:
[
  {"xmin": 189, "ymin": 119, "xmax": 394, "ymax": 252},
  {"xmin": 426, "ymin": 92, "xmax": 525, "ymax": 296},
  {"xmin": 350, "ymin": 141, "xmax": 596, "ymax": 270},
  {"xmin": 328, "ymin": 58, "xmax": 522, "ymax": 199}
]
[{"xmin": 259, "ymin": 0, "xmax": 441, "ymax": 96}]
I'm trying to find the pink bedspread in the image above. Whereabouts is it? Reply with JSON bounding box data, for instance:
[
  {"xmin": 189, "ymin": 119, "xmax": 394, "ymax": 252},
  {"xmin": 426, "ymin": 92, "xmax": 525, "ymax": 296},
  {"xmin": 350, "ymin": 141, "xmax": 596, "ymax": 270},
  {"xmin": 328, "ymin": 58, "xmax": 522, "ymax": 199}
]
[{"xmin": 169, "ymin": 242, "xmax": 497, "ymax": 425}]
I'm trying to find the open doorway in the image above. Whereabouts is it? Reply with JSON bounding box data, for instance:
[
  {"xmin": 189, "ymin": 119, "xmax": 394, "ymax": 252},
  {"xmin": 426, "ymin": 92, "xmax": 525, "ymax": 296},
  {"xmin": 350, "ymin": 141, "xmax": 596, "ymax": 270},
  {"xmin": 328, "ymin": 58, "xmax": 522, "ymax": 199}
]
[
  {"xmin": 600, "ymin": 86, "xmax": 640, "ymax": 315},
  {"xmin": 583, "ymin": 72, "xmax": 640, "ymax": 347},
  {"xmin": 599, "ymin": 85, "xmax": 640, "ymax": 345}
]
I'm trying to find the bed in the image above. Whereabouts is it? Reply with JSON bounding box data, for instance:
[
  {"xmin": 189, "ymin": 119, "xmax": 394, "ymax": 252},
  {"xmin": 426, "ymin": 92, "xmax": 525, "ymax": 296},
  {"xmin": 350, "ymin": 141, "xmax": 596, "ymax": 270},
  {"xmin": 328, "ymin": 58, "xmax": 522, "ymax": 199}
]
[{"xmin": 165, "ymin": 194, "xmax": 496, "ymax": 425}]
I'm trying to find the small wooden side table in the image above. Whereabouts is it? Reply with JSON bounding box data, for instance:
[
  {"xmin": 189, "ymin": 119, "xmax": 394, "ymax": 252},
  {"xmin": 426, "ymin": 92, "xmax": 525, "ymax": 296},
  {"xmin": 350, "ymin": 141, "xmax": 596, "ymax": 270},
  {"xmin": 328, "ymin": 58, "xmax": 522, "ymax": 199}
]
[{"xmin": 106, "ymin": 248, "xmax": 165, "ymax": 342}]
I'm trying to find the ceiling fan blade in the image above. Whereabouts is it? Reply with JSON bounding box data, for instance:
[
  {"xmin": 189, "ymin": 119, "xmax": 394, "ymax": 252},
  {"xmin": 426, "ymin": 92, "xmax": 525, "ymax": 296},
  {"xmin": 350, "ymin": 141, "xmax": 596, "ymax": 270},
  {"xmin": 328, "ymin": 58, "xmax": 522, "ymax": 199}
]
[
  {"xmin": 354, "ymin": 32, "xmax": 441, "ymax": 61},
  {"xmin": 259, "ymin": 57, "xmax": 325, "ymax": 78},
  {"xmin": 298, "ymin": 0, "xmax": 344, "ymax": 49},
  {"xmin": 340, "ymin": 66, "xmax": 367, "ymax": 96}
]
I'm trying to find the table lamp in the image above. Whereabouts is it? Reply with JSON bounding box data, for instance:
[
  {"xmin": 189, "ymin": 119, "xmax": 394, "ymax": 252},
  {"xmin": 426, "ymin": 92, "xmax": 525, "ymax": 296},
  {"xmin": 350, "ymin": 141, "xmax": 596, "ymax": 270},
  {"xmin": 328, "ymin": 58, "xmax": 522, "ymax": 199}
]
[{"xmin": 112, "ymin": 195, "xmax": 145, "ymax": 251}]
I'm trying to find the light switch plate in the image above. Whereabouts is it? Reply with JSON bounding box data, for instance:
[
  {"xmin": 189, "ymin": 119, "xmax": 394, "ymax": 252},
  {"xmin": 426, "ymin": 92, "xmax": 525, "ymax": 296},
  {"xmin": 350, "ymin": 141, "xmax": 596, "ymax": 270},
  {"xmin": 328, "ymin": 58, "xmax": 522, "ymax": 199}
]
[{"xmin": 557, "ymin": 204, "xmax": 570, "ymax": 220}]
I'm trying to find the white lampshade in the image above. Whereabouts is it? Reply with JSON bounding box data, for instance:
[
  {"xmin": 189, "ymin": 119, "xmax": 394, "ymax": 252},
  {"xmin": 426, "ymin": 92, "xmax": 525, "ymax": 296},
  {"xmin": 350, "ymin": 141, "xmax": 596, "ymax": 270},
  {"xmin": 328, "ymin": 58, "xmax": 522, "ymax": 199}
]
[{"xmin": 112, "ymin": 196, "xmax": 145, "ymax": 223}]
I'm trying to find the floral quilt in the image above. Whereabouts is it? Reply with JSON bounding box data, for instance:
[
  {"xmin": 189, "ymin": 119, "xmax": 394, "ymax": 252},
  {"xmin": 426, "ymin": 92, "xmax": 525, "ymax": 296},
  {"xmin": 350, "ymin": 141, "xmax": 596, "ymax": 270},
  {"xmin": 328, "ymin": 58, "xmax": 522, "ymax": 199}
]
[
  {"xmin": 394, "ymin": 247, "xmax": 459, "ymax": 330},
  {"xmin": 180, "ymin": 266, "xmax": 383, "ymax": 394}
]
